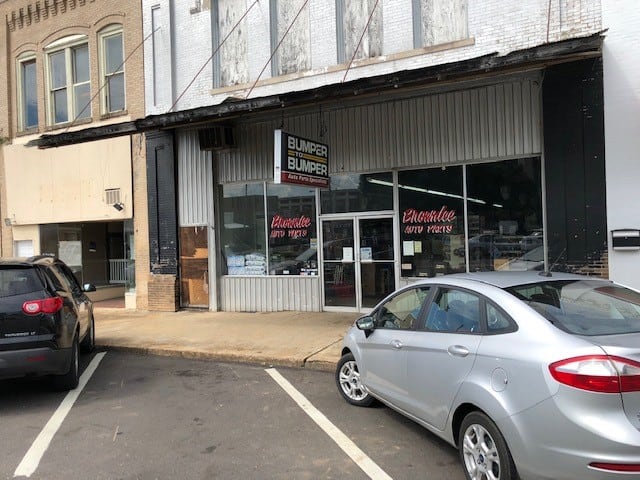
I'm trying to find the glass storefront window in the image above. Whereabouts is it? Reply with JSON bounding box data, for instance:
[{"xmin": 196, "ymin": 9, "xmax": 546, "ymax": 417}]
[
  {"xmin": 267, "ymin": 184, "xmax": 318, "ymax": 276},
  {"xmin": 466, "ymin": 158, "xmax": 543, "ymax": 272},
  {"xmin": 221, "ymin": 184, "xmax": 267, "ymax": 275},
  {"xmin": 398, "ymin": 167, "xmax": 465, "ymax": 277},
  {"xmin": 321, "ymin": 172, "xmax": 393, "ymax": 214}
]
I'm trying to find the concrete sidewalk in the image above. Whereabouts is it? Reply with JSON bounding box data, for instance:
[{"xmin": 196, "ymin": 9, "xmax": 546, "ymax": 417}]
[{"xmin": 93, "ymin": 307, "xmax": 360, "ymax": 372}]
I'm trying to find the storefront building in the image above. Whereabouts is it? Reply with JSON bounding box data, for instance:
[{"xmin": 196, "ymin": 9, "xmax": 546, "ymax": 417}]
[
  {"xmin": 31, "ymin": 1, "xmax": 611, "ymax": 313},
  {"xmin": 142, "ymin": 45, "xmax": 605, "ymax": 313}
]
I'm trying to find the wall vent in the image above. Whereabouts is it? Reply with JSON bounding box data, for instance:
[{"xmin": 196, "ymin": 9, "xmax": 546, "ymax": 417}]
[{"xmin": 105, "ymin": 188, "xmax": 121, "ymax": 204}]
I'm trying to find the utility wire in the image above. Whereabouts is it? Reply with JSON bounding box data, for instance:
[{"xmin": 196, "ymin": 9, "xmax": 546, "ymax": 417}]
[
  {"xmin": 169, "ymin": 0, "xmax": 260, "ymax": 112},
  {"xmin": 66, "ymin": 26, "xmax": 160, "ymax": 132},
  {"xmin": 245, "ymin": 0, "xmax": 309, "ymax": 99},
  {"xmin": 342, "ymin": 0, "xmax": 381, "ymax": 83}
]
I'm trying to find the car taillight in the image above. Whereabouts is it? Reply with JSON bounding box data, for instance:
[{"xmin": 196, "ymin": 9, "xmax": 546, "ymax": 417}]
[
  {"xmin": 549, "ymin": 355, "xmax": 640, "ymax": 393},
  {"xmin": 590, "ymin": 462, "xmax": 640, "ymax": 472},
  {"xmin": 22, "ymin": 297, "xmax": 63, "ymax": 315}
]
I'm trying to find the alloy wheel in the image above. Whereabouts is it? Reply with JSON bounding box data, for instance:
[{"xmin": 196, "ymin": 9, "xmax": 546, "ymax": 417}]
[{"xmin": 462, "ymin": 423, "xmax": 501, "ymax": 480}]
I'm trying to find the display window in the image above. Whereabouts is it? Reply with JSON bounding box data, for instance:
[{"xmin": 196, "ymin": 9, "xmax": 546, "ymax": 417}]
[
  {"xmin": 466, "ymin": 158, "xmax": 543, "ymax": 272},
  {"xmin": 267, "ymin": 184, "xmax": 318, "ymax": 276},
  {"xmin": 398, "ymin": 167, "xmax": 466, "ymax": 277},
  {"xmin": 220, "ymin": 183, "xmax": 318, "ymax": 276},
  {"xmin": 221, "ymin": 183, "xmax": 267, "ymax": 275}
]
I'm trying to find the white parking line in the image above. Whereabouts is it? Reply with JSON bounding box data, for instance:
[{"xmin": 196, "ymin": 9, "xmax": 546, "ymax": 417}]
[
  {"xmin": 14, "ymin": 352, "xmax": 107, "ymax": 478},
  {"xmin": 266, "ymin": 368, "xmax": 393, "ymax": 480}
]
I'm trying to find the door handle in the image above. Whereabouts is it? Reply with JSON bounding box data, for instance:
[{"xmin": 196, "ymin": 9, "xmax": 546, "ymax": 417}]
[
  {"xmin": 391, "ymin": 340, "xmax": 403, "ymax": 349},
  {"xmin": 447, "ymin": 345, "xmax": 470, "ymax": 357}
]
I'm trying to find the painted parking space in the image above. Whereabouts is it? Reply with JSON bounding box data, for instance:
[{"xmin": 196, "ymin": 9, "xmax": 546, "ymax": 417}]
[{"xmin": 2, "ymin": 352, "xmax": 464, "ymax": 480}]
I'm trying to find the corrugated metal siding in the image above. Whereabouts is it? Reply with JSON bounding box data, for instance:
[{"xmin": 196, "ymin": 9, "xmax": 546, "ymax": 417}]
[
  {"xmin": 221, "ymin": 276, "xmax": 321, "ymax": 311},
  {"xmin": 178, "ymin": 130, "xmax": 214, "ymax": 226},
  {"xmin": 219, "ymin": 76, "xmax": 542, "ymax": 183}
]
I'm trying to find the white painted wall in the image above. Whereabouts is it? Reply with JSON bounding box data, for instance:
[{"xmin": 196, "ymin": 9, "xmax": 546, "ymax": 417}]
[
  {"xmin": 4, "ymin": 136, "xmax": 133, "ymax": 225},
  {"xmin": 603, "ymin": 0, "xmax": 640, "ymax": 288},
  {"xmin": 141, "ymin": 0, "xmax": 601, "ymax": 114}
]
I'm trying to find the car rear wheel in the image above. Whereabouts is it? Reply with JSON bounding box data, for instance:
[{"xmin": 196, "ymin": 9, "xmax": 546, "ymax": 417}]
[
  {"xmin": 80, "ymin": 313, "xmax": 95, "ymax": 353},
  {"xmin": 459, "ymin": 411, "xmax": 517, "ymax": 480},
  {"xmin": 52, "ymin": 335, "xmax": 79, "ymax": 391},
  {"xmin": 335, "ymin": 353, "xmax": 373, "ymax": 407}
]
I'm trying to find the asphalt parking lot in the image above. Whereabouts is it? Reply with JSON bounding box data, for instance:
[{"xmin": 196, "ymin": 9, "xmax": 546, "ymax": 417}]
[{"xmin": 1, "ymin": 351, "xmax": 464, "ymax": 480}]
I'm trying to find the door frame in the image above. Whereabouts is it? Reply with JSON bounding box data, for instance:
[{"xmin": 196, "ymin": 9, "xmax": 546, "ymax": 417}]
[{"xmin": 320, "ymin": 211, "xmax": 396, "ymax": 312}]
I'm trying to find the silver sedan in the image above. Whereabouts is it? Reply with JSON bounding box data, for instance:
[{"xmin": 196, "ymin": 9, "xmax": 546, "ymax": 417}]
[{"xmin": 336, "ymin": 271, "xmax": 640, "ymax": 480}]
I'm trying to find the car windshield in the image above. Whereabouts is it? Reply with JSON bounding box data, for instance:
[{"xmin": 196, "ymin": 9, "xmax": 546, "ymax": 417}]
[
  {"xmin": 506, "ymin": 279, "xmax": 640, "ymax": 336},
  {"xmin": 0, "ymin": 267, "xmax": 42, "ymax": 297}
]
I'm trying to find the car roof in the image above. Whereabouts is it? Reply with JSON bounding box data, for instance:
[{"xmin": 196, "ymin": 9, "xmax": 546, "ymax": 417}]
[
  {"xmin": 0, "ymin": 255, "xmax": 58, "ymax": 267},
  {"xmin": 415, "ymin": 271, "xmax": 610, "ymax": 289}
]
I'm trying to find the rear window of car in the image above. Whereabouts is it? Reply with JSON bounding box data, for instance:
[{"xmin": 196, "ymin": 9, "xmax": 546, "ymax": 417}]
[
  {"xmin": 506, "ymin": 280, "xmax": 640, "ymax": 336},
  {"xmin": 0, "ymin": 267, "xmax": 43, "ymax": 297}
]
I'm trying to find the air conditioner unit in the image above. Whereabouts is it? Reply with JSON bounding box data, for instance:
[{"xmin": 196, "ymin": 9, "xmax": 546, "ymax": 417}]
[{"xmin": 198, "ymin": 126, "xmax": 235, "ymax": 151}]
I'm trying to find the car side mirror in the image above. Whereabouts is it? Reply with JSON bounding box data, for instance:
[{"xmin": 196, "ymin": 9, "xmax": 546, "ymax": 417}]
[
  {"xmin": 83, "ymin": 283, "xmax": 97, "ymax": 293},
  {"xmin": 356, "ymin": 316, "xmax": 375, "ymax": 337}
]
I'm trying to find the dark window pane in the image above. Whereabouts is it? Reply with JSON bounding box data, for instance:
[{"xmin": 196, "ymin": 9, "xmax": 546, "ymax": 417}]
[
  {"xmin": 466, "ymin": 158, "xmax": 543, "ymax": 272},
  {"xmin": 74, "ymin": 83, "xmax": 91, "ymax": 119},
  {"xmin": 107, "ymin": 73, "xmax": 125, "ymax": 112},
  {"xmin": 398, "ymin": 167, "xmax": 465, "ymax": 277},
  {"xmin": 105, "ymin": 33, "xmax": 124, "ymax": 74},
  {"xmin": 0, "ymin": 267, "xmax": 42, "ymax": 296},
  {"xmin": 53, "ymin": 89, "xmax": 68, "ymax": 123},
  {"xmin": 73, "ymin": 44, "xmax": 90, "ymax": 83},
  {"xmin": 22, "ymin": 60, "xmax": 38, "ymax": 128},
  {"xmin": 321, "ymin": 172, "xmax": 393, "ymax": 214},
  {"xmin": 50, "ymin": 51, "xmax": 66, "ymax": 89}
]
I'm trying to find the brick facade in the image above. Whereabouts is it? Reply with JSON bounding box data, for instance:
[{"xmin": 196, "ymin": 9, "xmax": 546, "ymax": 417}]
[
  {"xmin": 0, "ymin": 0, "xmax": 151, "ymax": 310},
  {"xmin": 147, "ymin": 274, "xmax": 179, "ymax": 312}
]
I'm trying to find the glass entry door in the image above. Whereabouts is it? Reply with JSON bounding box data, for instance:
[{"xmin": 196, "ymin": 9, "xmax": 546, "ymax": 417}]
[{"xmin": 322, "ymin": 216, "xmax": 395, "ymax": 311}]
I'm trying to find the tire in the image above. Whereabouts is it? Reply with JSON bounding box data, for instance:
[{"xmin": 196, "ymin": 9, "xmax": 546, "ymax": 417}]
[
  {"xmin": 80, "ymin": 313, "xmax": 95, "ymax": 353},
  {"xmin": 52, "ymin": 336, "xmax": 79, "ymax": 391},
  {"xmin": 459, "ymin": 411, "xmax": 518, "ymax": 480},
  {"xmin": 335, "ymin": 353, "xmax": 374, "ymax": 407}
]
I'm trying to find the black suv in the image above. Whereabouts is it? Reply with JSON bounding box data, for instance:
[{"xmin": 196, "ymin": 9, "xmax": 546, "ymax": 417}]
[{"xmin": 0, "ymin": 256, "xmax": 96, "ymax": 390}]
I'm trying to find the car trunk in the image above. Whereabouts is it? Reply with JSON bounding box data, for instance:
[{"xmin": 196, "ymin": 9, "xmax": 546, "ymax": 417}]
[{"xmin": 589, "ymin": 333, "xmax": 640, "ymax": 430}]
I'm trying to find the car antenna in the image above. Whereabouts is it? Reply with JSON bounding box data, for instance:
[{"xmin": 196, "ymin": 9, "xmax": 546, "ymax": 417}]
[{"xmin": 539, "ymin": 247, "xmax": 567, "ymax": 278}]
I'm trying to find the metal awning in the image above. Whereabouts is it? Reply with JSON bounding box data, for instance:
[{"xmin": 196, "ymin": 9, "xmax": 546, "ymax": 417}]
[{"xmin": 30, "ymin": 32, "xmax": 603, "ymax": 149}]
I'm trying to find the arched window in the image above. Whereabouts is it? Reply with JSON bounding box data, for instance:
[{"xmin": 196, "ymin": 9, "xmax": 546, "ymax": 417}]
[
  {"xmin": 17, "ymin": 51, "xmax": 38, "ymax": 130},
  {"xmin": 98, "ymin": 24, "xmax": 125, "ymax": 114}
]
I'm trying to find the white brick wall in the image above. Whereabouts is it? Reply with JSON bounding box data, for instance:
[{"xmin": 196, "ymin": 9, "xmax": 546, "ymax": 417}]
[{"xmin": 142, "ymin": 0, "xmax": 602, "ymax": 113}]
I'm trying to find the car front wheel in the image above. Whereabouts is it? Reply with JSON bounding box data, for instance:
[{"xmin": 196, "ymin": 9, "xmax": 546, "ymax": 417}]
[
  {"xmin": 459, "ymin": 411, "xmax": 517, "ymax": 480},
  {"xmin": 335, "ymin": 352, "xmax": 373, "ymax": 407}
]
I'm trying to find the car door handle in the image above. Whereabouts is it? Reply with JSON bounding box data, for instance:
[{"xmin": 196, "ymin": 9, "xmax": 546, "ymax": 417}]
[
  {"xmin": 391, "ymin": 340, "xmax": 404, "ymax": 349},
  {"xmin": 447, "ymin": 345, "xmax": 470, "ymax": 357}
]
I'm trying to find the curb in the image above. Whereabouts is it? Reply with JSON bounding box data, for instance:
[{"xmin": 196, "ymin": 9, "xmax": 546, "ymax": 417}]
[{"xmin": 96, "ymin": 344, "xmax": 338, "ymax": 372}]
